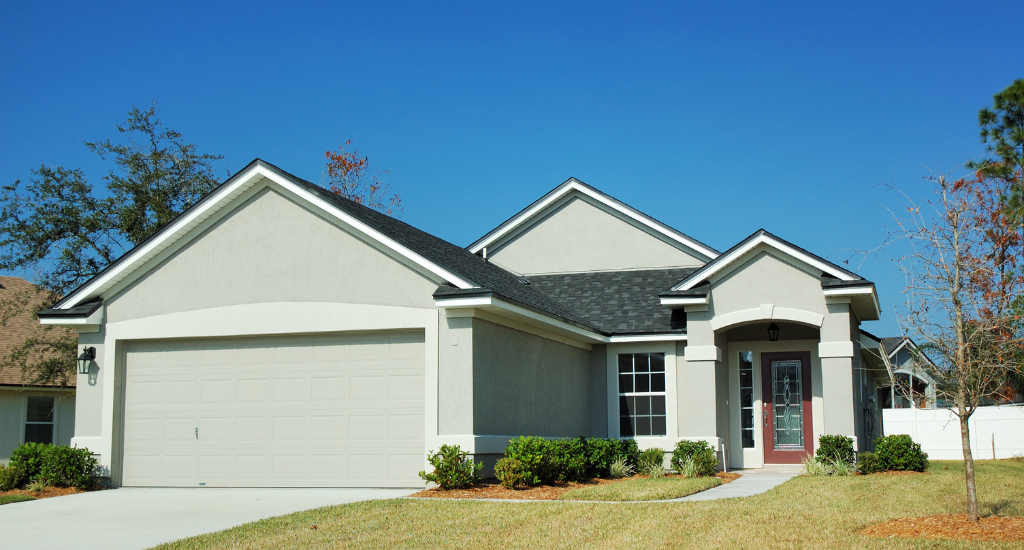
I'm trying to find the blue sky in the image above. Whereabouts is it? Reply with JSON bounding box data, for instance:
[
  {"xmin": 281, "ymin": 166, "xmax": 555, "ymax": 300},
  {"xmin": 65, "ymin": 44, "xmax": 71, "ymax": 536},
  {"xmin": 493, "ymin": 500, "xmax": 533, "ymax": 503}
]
[{"xmin": 1, "ymin": 1, "xmax": 1021, "ymax": 336}]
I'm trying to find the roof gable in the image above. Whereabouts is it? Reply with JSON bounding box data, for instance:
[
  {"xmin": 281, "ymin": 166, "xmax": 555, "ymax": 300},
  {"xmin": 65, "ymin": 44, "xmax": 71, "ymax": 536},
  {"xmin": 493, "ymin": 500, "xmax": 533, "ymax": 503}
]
[
  {"xmin": 670, "ymin": 229, "xmax": 862, "ymax": 291},
  {"xmin": 47, "ymin": 160, "xmax": 481, "ymax": 311},
  {"xmin": 469, "ymin": 178, "xmax": 720, "ymax": 262}
]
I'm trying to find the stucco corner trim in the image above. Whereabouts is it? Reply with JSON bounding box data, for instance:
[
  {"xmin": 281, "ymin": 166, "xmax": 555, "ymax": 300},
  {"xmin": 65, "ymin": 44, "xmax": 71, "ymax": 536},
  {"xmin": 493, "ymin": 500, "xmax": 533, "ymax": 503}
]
[
  {"xmin": 819, "ymin": 341, "xmax": 855, "ymax": 358},
  {"xmin": 684, "ymin": 345, "xmax": 721, "ymax": 362},
  {"xmin": 709, "ymin": 305, "xmax": 824, "ymax": 332}
]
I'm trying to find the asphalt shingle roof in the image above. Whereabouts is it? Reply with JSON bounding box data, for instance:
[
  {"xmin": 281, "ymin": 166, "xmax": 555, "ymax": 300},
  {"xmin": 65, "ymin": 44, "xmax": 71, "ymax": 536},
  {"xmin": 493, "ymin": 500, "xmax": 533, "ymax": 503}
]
[
  {"xmin": 0, "ymin": 276, "xmax": 76, "ymax": 387},
  {"xmin": 527, "ymin": 268, "xmax": 698, "ymax": 334}
]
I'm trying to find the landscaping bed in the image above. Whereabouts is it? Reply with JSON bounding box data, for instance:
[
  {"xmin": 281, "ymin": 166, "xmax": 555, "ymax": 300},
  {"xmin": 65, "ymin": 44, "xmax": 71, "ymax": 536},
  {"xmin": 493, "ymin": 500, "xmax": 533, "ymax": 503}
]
[
  {"xmin": 860, "ymin": 514, "xmax": 1024, "ymax": 542},
  {"xmin": 410, "ymin": 472, "xmax": 738, "ymax": 501},
  {"xmin": 0, "ymin": 486, "xmax": 84, "ymax": 503}
]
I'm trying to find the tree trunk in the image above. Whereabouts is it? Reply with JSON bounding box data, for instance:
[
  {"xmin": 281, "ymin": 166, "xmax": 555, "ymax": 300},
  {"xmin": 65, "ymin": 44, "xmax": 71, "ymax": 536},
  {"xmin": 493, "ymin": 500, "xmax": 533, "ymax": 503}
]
[{"xmin": 959, "ymin": 402, "xmax": 979, "ymax": 522}]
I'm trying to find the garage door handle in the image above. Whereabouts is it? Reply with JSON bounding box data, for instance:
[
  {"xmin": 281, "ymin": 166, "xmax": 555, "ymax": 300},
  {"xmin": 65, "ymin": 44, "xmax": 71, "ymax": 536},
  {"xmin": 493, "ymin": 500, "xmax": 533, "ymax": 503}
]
[{"xmin": 195, "ymin": 427, "xmax": 199, "ymax": 440}]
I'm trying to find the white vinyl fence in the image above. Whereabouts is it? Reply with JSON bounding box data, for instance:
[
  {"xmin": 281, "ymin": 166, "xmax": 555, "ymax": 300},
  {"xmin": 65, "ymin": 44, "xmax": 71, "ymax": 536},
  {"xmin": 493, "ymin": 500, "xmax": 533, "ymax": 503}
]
[{"xmin": 882, "ymin": 405, "xmax": 1024, "ymax": 460}]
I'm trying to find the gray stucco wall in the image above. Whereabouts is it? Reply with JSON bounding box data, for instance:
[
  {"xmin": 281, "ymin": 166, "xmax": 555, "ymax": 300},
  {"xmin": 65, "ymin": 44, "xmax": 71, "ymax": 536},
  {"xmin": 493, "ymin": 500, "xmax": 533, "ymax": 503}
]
[
  {"xmin": 74, "ymin": 330, "xmax": 105, "ymax": 439},
  {"xmin": 589, "ymin": 344, "xmax": 608, "ymax": 437},
  {"xmin": 438, "ymin": 316, "xmax": 475, "ymax": 435},
  {"xmin": 488, "ymin": 196, "xmax": 705, "ymax": 275},
  {"xmin": 471, "ymin": 318, "xmax": 593, "ymax": 437},
  {"xmin": 105, "ymin": 188, "xmax": 439, "ymax": 323}
]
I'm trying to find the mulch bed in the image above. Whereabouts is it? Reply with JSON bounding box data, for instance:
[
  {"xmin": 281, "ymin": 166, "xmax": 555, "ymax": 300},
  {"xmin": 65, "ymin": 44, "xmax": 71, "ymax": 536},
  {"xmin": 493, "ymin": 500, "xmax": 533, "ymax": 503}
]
[
  {"xmin": 860, "ymin": 514, "xmax": 1024, "ymax": 542},
  {"xmin": 0, "ymin": 486, "xmax": 84, "ymax": 500},
  {"xmin": 410, "ymin": 471, "xmax": 738, "ymax": 501}
]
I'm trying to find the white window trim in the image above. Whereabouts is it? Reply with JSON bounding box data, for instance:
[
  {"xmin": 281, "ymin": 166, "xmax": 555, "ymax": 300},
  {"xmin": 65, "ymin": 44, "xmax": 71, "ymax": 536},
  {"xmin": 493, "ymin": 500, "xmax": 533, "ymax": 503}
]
[{"xmin": 607, "ymin": 342, "xmax": 678, "ymax": 441}]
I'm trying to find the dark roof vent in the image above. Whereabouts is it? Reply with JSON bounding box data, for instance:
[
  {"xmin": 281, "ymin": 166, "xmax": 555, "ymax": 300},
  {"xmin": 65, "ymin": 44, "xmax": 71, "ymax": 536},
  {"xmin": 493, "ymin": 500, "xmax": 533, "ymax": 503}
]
[{"xmin": 517, "ymin": 277, "xmax": 530, "ymax": 285}]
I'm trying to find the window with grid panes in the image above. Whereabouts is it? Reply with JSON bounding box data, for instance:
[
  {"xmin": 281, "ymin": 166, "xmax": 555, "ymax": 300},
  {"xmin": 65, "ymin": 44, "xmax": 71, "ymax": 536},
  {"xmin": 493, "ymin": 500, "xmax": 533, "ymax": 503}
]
[
  {"xmin": 618, "ymin": 353, "xmax": 667, "ymax": 436},
  {"xmin": 25, "ymin": 396, "xmax": 55, "ymax": 444}
]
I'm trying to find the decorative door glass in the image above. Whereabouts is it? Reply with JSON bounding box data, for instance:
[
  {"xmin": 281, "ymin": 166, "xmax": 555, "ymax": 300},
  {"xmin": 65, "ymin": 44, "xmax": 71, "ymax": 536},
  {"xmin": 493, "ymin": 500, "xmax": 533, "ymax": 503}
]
[{"xmin": 771, "ymin": 360, "xmax": 803, "ymax": 449}]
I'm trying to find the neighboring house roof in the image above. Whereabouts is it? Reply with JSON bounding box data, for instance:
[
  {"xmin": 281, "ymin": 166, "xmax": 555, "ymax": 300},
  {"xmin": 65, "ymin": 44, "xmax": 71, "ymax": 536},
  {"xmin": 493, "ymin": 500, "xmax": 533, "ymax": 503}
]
[
  {"xmin": 0, "ymin": 276, "xmax": 75, "ymax": 388},
  {"xmin": 467, "ymin": 177, "xmax": 721, "ymax": 261},
  {"xmin": 528, "ymin": 268, "xmax": 697, "ymax": 335}
]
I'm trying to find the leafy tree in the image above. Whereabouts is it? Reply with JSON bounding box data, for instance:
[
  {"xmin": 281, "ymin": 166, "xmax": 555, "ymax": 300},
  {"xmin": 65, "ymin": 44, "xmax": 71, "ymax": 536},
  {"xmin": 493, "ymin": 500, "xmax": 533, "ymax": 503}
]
[
  {"xmin": 0, "ymin": 103, "xmax": 224, "ymax": 384},
  {"xmin": 323, "ymin": 140, "xmax": 401, "ymax": 216},
  {"xmin": 968, "ymin": 78, "xmax": 1024, "ymax": 218}
]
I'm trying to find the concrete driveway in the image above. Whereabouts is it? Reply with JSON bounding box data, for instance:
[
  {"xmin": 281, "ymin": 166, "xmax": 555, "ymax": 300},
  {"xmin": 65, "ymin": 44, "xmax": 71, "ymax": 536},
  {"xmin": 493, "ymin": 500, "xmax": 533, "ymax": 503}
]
[{"xmin": 0, "ymin": 487, "xmax": 415, "ymax": 550}]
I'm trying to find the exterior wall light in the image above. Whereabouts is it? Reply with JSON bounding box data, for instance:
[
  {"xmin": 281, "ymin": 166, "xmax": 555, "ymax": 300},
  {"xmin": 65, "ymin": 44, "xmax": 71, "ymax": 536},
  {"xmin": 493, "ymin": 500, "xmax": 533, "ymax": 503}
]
[
  {"xmin": 78, "ymin": 347, "xmax": 96, "ymax": 375},
  {"xmin": 767, "ymin": 323, "xmax": 780, "ymax": 342}
]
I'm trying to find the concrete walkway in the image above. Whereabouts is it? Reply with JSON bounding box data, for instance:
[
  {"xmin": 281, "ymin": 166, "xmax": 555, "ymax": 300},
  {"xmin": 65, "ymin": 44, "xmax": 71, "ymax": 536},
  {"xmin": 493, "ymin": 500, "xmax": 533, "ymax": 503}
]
[
  {"xmin": 676, "ymin": 471, "xmax": 799, "ymax": 501},
  {"xmin": 0, "ymin": 487, "xmax": 415, "ymax": 550}
]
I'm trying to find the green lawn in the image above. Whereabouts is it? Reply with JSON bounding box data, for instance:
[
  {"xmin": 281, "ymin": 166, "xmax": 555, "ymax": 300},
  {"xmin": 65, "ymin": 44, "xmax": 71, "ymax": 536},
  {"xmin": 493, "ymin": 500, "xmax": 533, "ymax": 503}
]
[
  {"xmin": 558, "ymin": 475, "xmax": 720, "ymax": 501},
  {"xmin": 0, "ymin": 494, "xmax": 36, "ymax": 505},
  {"xmin": 153, "ymin": 460, "xmax": 1024, "ymax": 550}
]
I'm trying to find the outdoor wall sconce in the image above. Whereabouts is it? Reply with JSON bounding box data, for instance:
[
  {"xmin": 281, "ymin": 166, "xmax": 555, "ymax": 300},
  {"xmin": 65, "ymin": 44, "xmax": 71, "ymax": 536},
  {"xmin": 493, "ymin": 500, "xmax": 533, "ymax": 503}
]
[
  {"xmin": 767, "ymin": 323, "xmax": 780, "ymax": 342},
  {"xmin": 78, "ymin": 347, "xmax": 96, "ymax": 375}
]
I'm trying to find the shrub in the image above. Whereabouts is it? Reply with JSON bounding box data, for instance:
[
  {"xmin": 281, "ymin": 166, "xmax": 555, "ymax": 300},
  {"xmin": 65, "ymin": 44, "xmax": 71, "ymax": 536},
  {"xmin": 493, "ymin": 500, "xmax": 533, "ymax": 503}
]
[
  {"xmin": 616, "ymin": 439, "xmax": 641, "ymax": 469},
  {"xmin": 874, "ymin": 434, "xmax": 928, "ymax": 472},
  {"xmin": 857, "ymin": 451, "xmax": 883, "ymax": 474},
  {"xmin": 418, "ymin": 445, "xmax": 482, "ymax": 490},
  {"xmin": 0, "ymin": 463, "xmax": 27, "ymax": 491},
  {"xmin": 39, "ymin": 446, "xmax": 98, "ymax": 490},
  {"xmin": 637, "ymin": 448, "xmax": 665, "ymax": 477},
  {"xmin": 505, "ymin": 436, "xmax": 557, "ymax": 485},
  {"xmin": 608, "ymin": 456, "xmax": 635, "ymax": 479},
  {"xmin": 817, "ymin": 435, "xmax": 855, "ymax": 465},
  {"xmin": 494, "ymin": 457, "xmax": 529, "ymax": 490},
  {"xmin": 671, "ymin": 440, "xmax": 718, "ymax": 477},
  {"xmin": 550, "ymin": 437, "xmax": 590, "ymax": 482},
  {"xmin": 585, "ymin": 438, "xmax": 621, "ymax": 478},
  {"xmin": 9, "ymin": 442, "xmax": 48, "ymax": 480}
]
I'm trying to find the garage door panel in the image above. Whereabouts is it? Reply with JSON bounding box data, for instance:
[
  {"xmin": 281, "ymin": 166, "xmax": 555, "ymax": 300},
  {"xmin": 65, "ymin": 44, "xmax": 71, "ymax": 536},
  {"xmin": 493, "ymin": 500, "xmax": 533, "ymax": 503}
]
[{"xmin": 123, "ymin": 331, "xmax": 424, "ymax": 487}]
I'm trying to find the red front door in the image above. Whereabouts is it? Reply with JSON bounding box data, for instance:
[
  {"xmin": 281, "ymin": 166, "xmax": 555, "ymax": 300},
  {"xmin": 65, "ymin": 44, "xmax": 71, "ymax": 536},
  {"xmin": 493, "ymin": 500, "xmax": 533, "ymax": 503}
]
[{"xmin": 761, "ymin": 351, "xmax": 813, "ymax": 464}]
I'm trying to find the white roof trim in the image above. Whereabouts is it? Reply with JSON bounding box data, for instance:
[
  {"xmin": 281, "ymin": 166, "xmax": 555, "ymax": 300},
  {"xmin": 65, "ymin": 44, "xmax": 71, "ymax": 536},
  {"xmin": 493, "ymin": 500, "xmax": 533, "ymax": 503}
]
[
  {"xmin": 469, "ymin": 181, "xmax": 719, "ymax": 260},
  {"xmin": 671, "ymin": 233, "xmax": 857, "ymax": 291},
  {"xmin": 659, "ymin": 296, "xmax": 708, "ymax": 306},
  {"xmin": 57, "ymin": 164, "xmax": 478, "ymax": 309},
  {"xmin": 608, "ymin": 333, "xmax": 688, "ymax": 343}
]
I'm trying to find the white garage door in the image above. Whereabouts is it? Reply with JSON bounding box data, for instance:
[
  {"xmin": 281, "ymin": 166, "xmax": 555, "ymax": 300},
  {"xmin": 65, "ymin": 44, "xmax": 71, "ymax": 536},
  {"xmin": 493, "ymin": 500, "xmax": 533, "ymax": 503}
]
[{"xmin": 121, "ymin": 331, "xmax": 424, "ymax": 488}]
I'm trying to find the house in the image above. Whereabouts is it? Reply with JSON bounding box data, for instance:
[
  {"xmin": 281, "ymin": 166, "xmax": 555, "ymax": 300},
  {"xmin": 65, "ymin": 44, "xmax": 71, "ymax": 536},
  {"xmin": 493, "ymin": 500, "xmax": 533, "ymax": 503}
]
[
  {"xmin": 0, "ymin": 276, "xmax": 76, "ymax": 462},
  {"xmin": 876, "ymin": 336, "xmax": 939, "ymax": 409},
  {"xmin": 38, "ymin": 159, "xmax": 890, "ymax": 487}
]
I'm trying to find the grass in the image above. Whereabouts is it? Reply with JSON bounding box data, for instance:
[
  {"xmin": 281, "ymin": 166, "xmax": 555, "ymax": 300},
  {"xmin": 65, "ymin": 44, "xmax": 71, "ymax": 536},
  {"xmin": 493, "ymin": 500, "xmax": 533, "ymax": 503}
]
[
  {"xmin": 0, "ymin": 494, "xmax": 36, "ymax": 505},
  {"xmin": 558, "ymin": 475, "xmax": 720, "ymax": 501},
  {"xmin": 152, "ymin": 459, "xmax": 1024, "ymax": 550}
]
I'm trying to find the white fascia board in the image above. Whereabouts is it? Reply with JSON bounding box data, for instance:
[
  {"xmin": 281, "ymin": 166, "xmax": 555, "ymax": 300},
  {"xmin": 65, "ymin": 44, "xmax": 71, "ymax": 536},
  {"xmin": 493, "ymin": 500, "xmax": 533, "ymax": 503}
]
[
  {"xmin": 823, "ymin": 286, "xmax": 881, "ymax": 319},
  {"xmin": 608, "ymin": 334, "xmax": 687, "ymax": 343},
  {"xmin": 58, "ymin": 165, "xmax": 478, "ymax": 310},
  {"xmin": 659, "ymin": 296, "xmax": 708, "ymax": 306},
  {"xmin": 469, "ymin": 182, "xmax": 719, "ymax": 260},
  {"xmin": 672, "ymin": 234, "xmax": 857, "ymax": 291}
]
